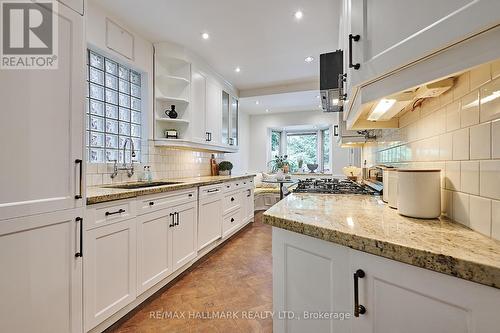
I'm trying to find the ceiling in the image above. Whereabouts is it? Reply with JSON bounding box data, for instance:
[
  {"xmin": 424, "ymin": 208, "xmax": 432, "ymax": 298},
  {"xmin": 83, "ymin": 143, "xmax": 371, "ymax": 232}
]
[
  {"xmin": 94, "ymin": 0, "xmax": 340, "ymax": 92},
  {"xmin": 239, "ymin": 90, "xmax": 322, "ymax": 115}
]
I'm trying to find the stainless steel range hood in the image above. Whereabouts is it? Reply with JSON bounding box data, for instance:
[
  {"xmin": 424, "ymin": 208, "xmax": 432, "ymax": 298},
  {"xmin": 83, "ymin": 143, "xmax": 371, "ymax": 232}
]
[{"xmin": 320, "ymin": 50, "xmax": 343, "ymax": 112}]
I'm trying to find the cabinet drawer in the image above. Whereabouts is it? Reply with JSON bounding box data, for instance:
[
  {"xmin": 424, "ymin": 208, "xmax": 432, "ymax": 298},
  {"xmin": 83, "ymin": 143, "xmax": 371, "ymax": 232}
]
[
  {"xmin": 86, "ymin": 200, "xmax": 136, "ymax": 230},
  {"xmin": 138, "ymin": 189, "xmax": 197, "ymax": 215},
  {"xmin": 222, "ymin": 209, "xmax": 241, "ymax": 238},
  {"xmin": 223, "ymin": 191, "xmax": 241, "ymax": 214},
  {"xmin": 223, "ymin": 180, "xmax": 244, "ymax": 192},
  {"xmin": 199, "ymin": 184, "xmax": 223, "ymax": 199}
]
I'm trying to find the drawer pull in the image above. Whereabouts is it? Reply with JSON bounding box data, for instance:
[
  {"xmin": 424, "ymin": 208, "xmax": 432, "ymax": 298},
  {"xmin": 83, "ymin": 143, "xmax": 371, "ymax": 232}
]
[
  {"xmin": 354, "ymin": 269, "xmax": 366, "ymax": 317},
  {"xmin": 188, "ymin": 193, "xmax": 193, "ymax": 197},
  {"xmin": 231, "ymin": 218, "xmax": 235, "ymax": 223},
  {"xmin": 226, "ymin": 185, "xmax": 230, "ymax": 188},
  {"xmin": 75, "ymin": 217, "xmax": 83, "ymax": 258},
  {"xmin": 207, "ymin": 189, "xmax": 219, "ymax": 193},
  {"xmin": 105, "ymin": 209, "xmax": 125, "ymax": 216},
  {"xmin": 169, "ymin": 213, "xmax": 175, "ymax": 227},
  {"xmin": 149, "ymin": 201, "xmax": 154, "ymax": 206},
  {"xmin": 231, "ymin": 197, "xmax": 235, "ymax": 202},
  {"xmin": 174, "ymin": 212, "xmax": 179, "ymax": 226}
]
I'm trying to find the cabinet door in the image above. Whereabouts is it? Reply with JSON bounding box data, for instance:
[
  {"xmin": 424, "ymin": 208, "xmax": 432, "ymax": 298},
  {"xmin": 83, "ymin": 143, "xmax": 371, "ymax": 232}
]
[
  {"xmin": 229, "ymin": 96, "xmax": 239, "ymax": 146},
  {"xmin": 136, "ymin": 209, "xmax": 173, "ymax": 294},
  {"xmin": 221, "ymin": 90, "xmax": 230, "ymax": 145},
  {"xmin": 0, "ymin": 209, "xmax": 83, "ymax": 333},
  {"xmin": 273, "ymin": 228, "xmax": 351, "ymax": 333},
  {"xmin": 190, "ymin": 70, "xmax": 207, "ymax": 143},
  {"xmin": 198, "ymin": 196, "xmax": 223, "ymax": 250},
  {"xmin": 58, "ymin": 0, "xmax": 84, "ymax": 15},
  {"xmin": 84, "ymin": 219, "xmax": 136, "ymax": 331},
  {"xmin": 171, "ymin": 202, "xmax": 197, "ymax": 271},
  {"xmin": 350, "ymin": 250, "xmax": 500, "ymax": 333},
  {"xmin": 243, "ymin": 187, "xmax": 254, "ymax": 223},
  {"xmin": 206, "ymin": 80, "xmax": 222, "ymax": 145},
  {"xmin": 0, "ymin": 4, "xmax": 85, "ymax": 220}
]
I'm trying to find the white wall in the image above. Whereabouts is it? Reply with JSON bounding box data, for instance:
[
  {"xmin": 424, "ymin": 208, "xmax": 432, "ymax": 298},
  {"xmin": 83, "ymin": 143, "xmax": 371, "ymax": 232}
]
[
  {"xmin": 224, "ymin": 111, "xmax": 250, "ymax": 174},
  {"xmin": 247, "ymin": 110, "xmax": 356, "ymax": 175}
]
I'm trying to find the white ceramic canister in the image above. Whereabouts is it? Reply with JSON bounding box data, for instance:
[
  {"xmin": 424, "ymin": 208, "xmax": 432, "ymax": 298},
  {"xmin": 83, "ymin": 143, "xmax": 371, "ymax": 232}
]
[
  {"xmin": 387, "ymin": 169, "xmax": 399, "ymax": 209},
  {"xmin": 397, "ymin": 169, "xmax": 441, "ymax": 218}
]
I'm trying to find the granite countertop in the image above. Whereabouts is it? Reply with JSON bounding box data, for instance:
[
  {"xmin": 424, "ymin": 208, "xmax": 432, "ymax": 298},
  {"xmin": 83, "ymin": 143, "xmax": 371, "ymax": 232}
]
[
  {"xmin": 263, "ymin": 193, "xmax": 500, "ymax": 289},
  {"xmin": 86, "ymin": 174, "xmax": 255, "ymax": 205}
]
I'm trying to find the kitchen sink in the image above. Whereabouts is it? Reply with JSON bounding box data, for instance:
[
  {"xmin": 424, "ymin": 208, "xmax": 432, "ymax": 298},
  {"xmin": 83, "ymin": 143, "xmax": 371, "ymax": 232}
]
[{"xmin": 103, "ymin": 181, "xmax": 183, "ymax": 189}]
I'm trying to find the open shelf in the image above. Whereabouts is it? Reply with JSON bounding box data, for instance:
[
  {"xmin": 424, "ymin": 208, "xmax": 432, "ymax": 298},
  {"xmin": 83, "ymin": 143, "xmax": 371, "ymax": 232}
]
[
  {"xmin": 155, "ymin": 93, "xmax": 190, "ymax": 105},
  {"xmin": 155, "ymin": 117, "xmax": 190, "ymax": 124}
]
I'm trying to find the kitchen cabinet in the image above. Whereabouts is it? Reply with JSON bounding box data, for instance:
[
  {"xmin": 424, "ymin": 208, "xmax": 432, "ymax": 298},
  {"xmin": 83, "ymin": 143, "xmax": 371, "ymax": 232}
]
[
  {"xmin": 171, "ymin": 201, "xmax": 198, "ymax": 271},
  {"xmin": 84, "ymin": 218, "xmax": 137, "ymax": 331},
  {"xmin": 221, "ymin": 91, "xmax": 230, "ymax": 145},
  {"xmin": 198, "ymin": 185, "xmax": 223, "ymax": 250},
  {"xmin": 190, "ymin": 69, "xmax": 208, "ymax": 143},
  {"xmin": 136, "ymin": 208, "xmax": 173, "ymax": 294},
  {"xmin": 243, "ymin": 187, "xmax": 255, "ymax": 223},
  {"xmin": 0, "ymin": 3, "xmax": 85, "ymax": 221},
  {"xmin": 206, "ymin": 79, "xmax": 223, "ymax": 145},
  {"xmin": 273, "ymin": 227, "xmax": 500, "ymax": 333},
  {"xmin": 0, "ymin": 209, "xmax": 83, "ymax": 333},
  {"xmin": 58, "ymin": 0, "xmax": 84, "ymax": 15},
  {"xmin": 229, "ymin": 96, "xmax": 239, "ymax": 146},
  {"xmin": 222, "ymin": 208, "xmax": 241, "ymax": 238}
]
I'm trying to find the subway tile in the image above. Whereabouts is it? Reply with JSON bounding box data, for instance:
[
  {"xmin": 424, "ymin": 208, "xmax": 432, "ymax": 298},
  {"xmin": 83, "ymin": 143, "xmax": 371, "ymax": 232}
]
[
  {"xmin": 492, "ymin": 200, "xmax": 500, "ymax": 240},
  {"xmin": 399, "ymin": 108, "xmax": 420, "ymax": 128},
  {"xmin": 469, "ymin": 195, "xmax": 492, "ymax": 236},
  {"xmin": 453, "ymin": 72, "xmax": 470, "ymax": 100},
  {"xmin": 469, "ymin": 122, "xmax": 491, "ymax": 160},
  {"xmin": 492, "ymin": 119, "xmax": 500, "ymax": 158},
  {"xmin": 440, "ymin": 88, "xmax": 454, "ymax": 106},
  {"xmin": 445, "ymin": 161, "xmax": 461, "ymax": 191},
  {"xmin": 420, "ymin": 97, "xmax": 440, "ymax": 117},
  {"xmin": 461, "ymin": 161, "xmax": 480, "ymax": 195},
  {"xmin": 469, "ymin": 64, "xmax": 491, "ymax": 90},
  {"xmin": 452, "ymin": 128, "xmax": 469, "ymax": 160},
  {"xmin": 453, "ymin": 191, "xmax": 470, "ymax": 226},
  {"xmin": 446, "ymin": 101, "xmax": 461, "ymax": 132},
  {"xmin": 480, "ymin": 160, "xmax": 500, "ymax": 200},
  {"xmin": 460, "ymin": 91, "xmax": 480, "ymax": 128},
  {"xmin": 442, "ymin": 189, "xmax": 453, "ymax": 217},
  {"xmin": 439, "ymin": 133, "xmax": 453, "ymax": 161},
  {"xmin": 480, "ymin": 77, "xmax": 500, "ymax": 123},
  {"xmin": 86, "ymin": 163, "xmax": 98, "ymax": 174},
  {"xmin": 492, "ymin": 60, "xmax": 500, "ymax": 80}
]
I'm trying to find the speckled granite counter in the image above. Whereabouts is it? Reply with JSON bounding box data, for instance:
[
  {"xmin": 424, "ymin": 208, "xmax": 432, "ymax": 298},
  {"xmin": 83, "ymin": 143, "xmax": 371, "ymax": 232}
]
[
  {"xmin": 263, "ymin": 193, "xmax": 500, "ymax": 289},
  {"xmin": 87, "ymin": 174, "xmax": 255, "ymax": 205}
]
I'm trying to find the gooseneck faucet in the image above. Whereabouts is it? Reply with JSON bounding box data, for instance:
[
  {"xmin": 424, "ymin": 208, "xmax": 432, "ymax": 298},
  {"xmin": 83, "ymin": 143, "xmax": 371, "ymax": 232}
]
[{"xmin": 111, "ymin": 138, "xmax": 136, "ymax": 178}]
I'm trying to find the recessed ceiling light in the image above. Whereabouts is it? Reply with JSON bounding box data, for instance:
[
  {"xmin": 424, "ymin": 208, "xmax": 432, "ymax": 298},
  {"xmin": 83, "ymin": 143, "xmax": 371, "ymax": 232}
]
[
  {"xmin": 265, "ymin": 109, "xmax": 270, "ymax": 112},
  {"xmin": 201, "ymin": 32, "xmax": 210, "ymax": 40},
  {"xmin": 316, "ymin": 95, "xmax": 320, "ymax": 99},
  {"xmin": 294, "ymin": 10, "xmax": 303, "ymax": 20},
  {"xmin": 255, "ymin": 101, "xmax": 260, "ymax": 105},
  {"xmin": 305, "ymin": 56, "xmax": 314, "ymax": 63},
  {"xmin": 318, "ymin": 104, "xmax": 323, "ymax": 109},
  {"xmin": 235, "ymin": 67, "xmax": 241, "ymax": 73}
]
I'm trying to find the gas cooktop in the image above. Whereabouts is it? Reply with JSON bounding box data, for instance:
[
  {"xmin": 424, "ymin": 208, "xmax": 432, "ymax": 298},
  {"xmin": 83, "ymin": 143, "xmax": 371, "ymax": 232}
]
[{"xmin": 294, "ymin": 178, "xmax": 379, "ymax": 195}]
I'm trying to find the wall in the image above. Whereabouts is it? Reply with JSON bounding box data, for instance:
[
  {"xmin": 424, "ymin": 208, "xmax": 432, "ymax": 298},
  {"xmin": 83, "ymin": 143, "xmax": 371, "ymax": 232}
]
[
  {"xmin": 85, "ymin": 0, "xmax": 232, "ymax": 186},
  {"xmin": 247, "ymin": 110, "xmax": 356, "ymax": 175},
  {"xmin": 362, "ymin": 61, "xmax": 500, "ymax": 239}
]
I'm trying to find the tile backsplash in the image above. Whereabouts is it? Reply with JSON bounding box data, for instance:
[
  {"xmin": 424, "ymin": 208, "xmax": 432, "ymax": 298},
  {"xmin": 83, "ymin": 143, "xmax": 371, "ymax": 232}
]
[
  {"xmin": 362, "ymin": 61, "xmax": 500, "ymax": 240},
  {"xmin": 86, "ymin": 141, "xmax": 224, "ymax": 186}
]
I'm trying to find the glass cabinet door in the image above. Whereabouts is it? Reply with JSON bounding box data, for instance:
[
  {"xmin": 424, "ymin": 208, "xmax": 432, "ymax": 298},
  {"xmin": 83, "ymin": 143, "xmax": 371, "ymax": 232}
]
[
  {"xmin": 230, "ymin": 97, "xmax": 238, "ymax": 146},
  {"xmin": 221, "ymin": 91, "xmax": 229, "ymax": 145}
]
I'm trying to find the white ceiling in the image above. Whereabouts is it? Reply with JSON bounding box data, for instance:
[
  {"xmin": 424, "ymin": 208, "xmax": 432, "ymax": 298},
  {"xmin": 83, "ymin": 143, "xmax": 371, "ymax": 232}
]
[
  {"xmin": 239, "ymin": 90, "xmax": 322, "ymax": 115},
  {"xmin": 94, "ymin": 0, "xmax": 340, "ymax": 91}
]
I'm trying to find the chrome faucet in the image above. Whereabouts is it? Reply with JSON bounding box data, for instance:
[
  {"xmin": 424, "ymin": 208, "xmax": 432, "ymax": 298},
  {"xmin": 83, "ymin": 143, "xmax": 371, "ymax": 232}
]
[{"xmin": 111, "ymin": 138, "xmax": 136, "ymax": 178}]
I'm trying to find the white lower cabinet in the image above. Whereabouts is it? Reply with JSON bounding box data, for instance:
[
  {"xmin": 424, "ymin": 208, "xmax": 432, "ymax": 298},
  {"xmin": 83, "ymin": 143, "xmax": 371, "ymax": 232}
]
[
  {"xmin": 84, "ymin": 218, "xmax": 137, "ymax": 332},
  {"xmin": 222, "ymin": 208, "xmax": 241, "ymax": 238},
  {"xmin": 198, "ymin": 188, "xmax": 223, "ymax": 250},
  {"xmin": 0, "ymin": 209, "xmax": 83, "ymax": 333},
  {"xmin": 243, "ymin": 187, "xmax": 254, "ymax": 223},
  {"xmin": 171, "ymin": 201, "xmax": 198, "ymax": 271},
  {"xmin": 273, "ymin": 227, "xmax": 500, "ymax": 333}
]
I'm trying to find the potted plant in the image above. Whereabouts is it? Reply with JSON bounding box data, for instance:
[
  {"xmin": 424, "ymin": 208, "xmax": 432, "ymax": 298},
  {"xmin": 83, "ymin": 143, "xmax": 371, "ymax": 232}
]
[
  {"xmin": 218, "ymin": 161, "xmax": 233, "ymax": 176},
  {"xmin": 268, "ymin": 155, "xmax": 289, "ymax": 173}
]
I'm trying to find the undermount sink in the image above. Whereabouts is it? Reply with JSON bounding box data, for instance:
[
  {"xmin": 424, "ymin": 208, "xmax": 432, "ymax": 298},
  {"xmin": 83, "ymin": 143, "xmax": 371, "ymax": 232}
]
[{"xmin": 103, "ymin": 181, "xmax": 183, "ymax": 189}]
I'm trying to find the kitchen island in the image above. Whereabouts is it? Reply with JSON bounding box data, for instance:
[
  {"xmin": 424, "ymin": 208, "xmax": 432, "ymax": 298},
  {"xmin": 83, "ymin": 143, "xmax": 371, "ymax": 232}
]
[{"xmin": 263, "ymin": 193, "xmax": 500, "ymax": 333}]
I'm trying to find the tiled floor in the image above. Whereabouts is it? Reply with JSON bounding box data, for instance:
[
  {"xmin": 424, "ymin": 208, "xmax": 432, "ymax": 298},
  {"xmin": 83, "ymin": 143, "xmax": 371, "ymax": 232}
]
[{"xmin": 109, "ymin": 211, "xmax": 272, "ymax": 333}]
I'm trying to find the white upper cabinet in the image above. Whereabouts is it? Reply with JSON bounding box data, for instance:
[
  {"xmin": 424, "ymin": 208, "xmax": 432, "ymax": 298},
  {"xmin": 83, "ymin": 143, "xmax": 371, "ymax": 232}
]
[
  {"xmin": 0, "ymin": 3, "xmax": 85, "ymax": 220},
  {"xmin": 58, "ymin": 0, "xmax": 84, "ymax": 15},
  {"xmin": 206, "ymin": 79, "xmax": 223, "ymax": 145},
  {"xmin": 190, "ymin": 69, "xmax": 207, "ymax": 143},
  {"xmin": 345, "ymin": 0, "xmax": 500, "ymax": 89}
]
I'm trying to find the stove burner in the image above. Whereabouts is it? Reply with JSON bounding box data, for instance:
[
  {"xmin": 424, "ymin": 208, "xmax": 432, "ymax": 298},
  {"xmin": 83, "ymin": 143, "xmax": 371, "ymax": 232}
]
[{"xmin": 294, "ymin": 178, "xmax": 379, "ymax": 195}]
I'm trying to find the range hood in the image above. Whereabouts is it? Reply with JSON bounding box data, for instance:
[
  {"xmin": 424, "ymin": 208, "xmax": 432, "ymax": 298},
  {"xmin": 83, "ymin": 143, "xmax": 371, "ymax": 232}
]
[{"xmin": 320, "ymin": 50, "xmax": 343, "ymax": 112}]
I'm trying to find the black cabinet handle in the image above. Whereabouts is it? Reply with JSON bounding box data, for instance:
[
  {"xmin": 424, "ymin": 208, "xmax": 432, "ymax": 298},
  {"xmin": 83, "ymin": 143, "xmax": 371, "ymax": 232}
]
[
  {"xmin": 188, "ymin": 193, "xmax": 193, "ymax": 197},
  {"xmin": 206, "ymin": 132, "xmax": 210, "ymax": 142},
  {"xmin": 354, "ymin": 269, "xmax": 366, "ymax": 317},
  {"xmin": 75, "ymin": 217, "xmax": 83, "ymax": 258},
  {"xmin": 174, "ymin": 212, "xmax": 179, "ymax": 226},
  {"xmin": 349, "ymin": 34, "xmax": 361, "ymax": 70},
  {"xmin": 231, "ymin": 197, "xmax": 235, "ymax": 202},
  {"xmin": 169, "ymin": 213, "xmax": 175, "ymax": 227},
  {"xmin": 207, "ymin": 189, "xmax": 219, "ymax": 193},
  {"xmin": 247, "ymin": 189, "xmax": 251, "ymax": 197},
  {"xmin": 209, "ymin": 132, "xmax": 212, "ymax": 141},
  {"xmin": 231, "ymin": 218, "xmax": 235, "ymax": 223},
  {"xmin": 75, "ymin": 159, "xmax": 83, "ymax": 199},
  {"xmin": 334, "ymin": 125, "xmax": 339, "ymax": 137},
  {"xmin": 105, "ymin": 209, "xmax": 125, "ymax": 216},
  {"xmin": 149, "ymin": 201, "xmax": 155, "ymax": 206}
]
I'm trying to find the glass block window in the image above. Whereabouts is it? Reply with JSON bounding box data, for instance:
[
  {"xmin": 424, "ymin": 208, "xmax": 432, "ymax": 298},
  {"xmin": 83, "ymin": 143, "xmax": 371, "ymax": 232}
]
[{"xmin": 86, "ymin": 50, "xmax": 142, "ymax": 163}]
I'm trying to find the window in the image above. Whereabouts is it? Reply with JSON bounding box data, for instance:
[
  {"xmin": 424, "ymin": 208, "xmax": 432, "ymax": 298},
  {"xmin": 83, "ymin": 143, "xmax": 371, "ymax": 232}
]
[
  {"xmin": 268, "ymin": 128, "xmax": 331, "ymax": 173},
  {"xmin": 86, "ymin": 50, "xmax": 142, "ymax": 163}
]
